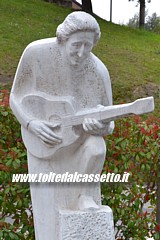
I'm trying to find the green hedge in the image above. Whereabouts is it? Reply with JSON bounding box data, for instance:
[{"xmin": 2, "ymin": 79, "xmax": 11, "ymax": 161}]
[
  {"xmin": 0, "ymin": 89, "xmax": 34, "ymax": 240},
  {"xmin": 102, "ymin": 115, "xmax": 160, "ymax": 239}
]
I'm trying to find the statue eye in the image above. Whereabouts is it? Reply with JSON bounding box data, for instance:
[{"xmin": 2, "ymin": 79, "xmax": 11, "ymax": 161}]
[{"xmin": 72, "ymin": 42, "xmax": 81, "ymax": 48}]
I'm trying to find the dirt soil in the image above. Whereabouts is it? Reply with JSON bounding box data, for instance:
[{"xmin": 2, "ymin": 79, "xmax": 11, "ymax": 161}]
[
  {"xmin": 133, "ymin": 82, "xmax": 160, "ymax": 98},
  {"xmin": 0, "ymin": 74, "xmax": 13, "ymax": 85}
]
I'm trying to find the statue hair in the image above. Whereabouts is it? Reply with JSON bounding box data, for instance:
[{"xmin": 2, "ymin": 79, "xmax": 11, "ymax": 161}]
[{"xmin": 56, "ymin": 11, "xmax": 101, "ymax": 45}]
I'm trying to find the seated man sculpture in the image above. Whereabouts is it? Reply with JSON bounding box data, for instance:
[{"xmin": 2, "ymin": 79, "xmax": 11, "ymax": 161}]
[{"xmin": 10, "ymin": 11, "xmax": 115, "ymax": 239}]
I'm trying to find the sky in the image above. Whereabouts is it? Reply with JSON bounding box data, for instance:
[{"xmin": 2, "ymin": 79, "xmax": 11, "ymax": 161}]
[{"xmin": 76, "ymin": 0, "xmax": 160, "ymax": 24}]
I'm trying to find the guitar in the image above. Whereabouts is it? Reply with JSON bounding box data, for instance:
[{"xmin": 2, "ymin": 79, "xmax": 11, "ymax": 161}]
[{"xmin": 21, "ymin": 93, "xmax": 154, "ymax": 159}]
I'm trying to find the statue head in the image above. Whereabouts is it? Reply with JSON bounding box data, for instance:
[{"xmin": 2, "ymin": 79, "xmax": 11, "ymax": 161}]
[
  {"xmin": 56, "ymin": 11, "xmax": 101, "ymax": 46},
  {"xmin": 56, "ymin": 12, "xmax": 101, "ymax": 66}
]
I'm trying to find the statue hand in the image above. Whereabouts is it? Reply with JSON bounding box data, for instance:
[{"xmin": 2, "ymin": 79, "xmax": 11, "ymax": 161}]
[
  {"xmin": 28, "ymin": 120, "xmax": 62, "ymax": 145},
  {"xmin": 95, "ymin": 105, "xmax": 115, "ymax": 135},
  {"xmin": 83, "ymin": 118, "xmax": 105, "ymax": 135},
  {"xmin": 104, "ymin": 121, "xmax": 114, "ymax": 135},
  {"xmin": 83, "ymin": 118, "xmax": 114, "ymax": 136}
]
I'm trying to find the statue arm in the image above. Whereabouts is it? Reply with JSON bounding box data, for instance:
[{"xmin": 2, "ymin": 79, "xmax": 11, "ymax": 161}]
[
  {"xmin": 10, "ymin": 93, "xmax": 33, "ymax": 129},
  {"xmin": 10, "ymin": 46, "xmax": 35, "ymax": 129},
  {"xmin": 100, "ymin": 61, "xmax": 115, "ymax": 135},
  {"xmin": 82, "ymin": 57, "xmax": 114, "ymax": 136},
  {"xmin": 10, "ymin": 44, "xmax": 62, "ymax": 145},
  {"xmin": 84, "ymin": 58, "xmax": 114, "ymax": 136}
]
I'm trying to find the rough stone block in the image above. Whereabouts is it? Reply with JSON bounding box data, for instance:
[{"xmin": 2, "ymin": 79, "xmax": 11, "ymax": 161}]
[{"xmin": 59, "ymin": 206, "xmax": 115, "ymax": 240}]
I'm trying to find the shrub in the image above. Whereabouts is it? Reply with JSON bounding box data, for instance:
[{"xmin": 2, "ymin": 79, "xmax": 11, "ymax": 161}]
[
  {"xmin": 0, "ymin": 88, "xmax": 34, "ymax": 240},
  {"xmin": 103, "ymin": 115, "xmax": 160, "ymax": 239}
]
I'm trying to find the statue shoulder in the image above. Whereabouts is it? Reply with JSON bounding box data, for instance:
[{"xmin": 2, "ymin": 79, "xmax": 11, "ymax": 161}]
[
  {"xmin": 26, "ymin": 37, "xmax": 57, "ymax": 50},
  {"xmin": 22, "ymin": 37, "xmax": 58, "ymax": 58},
  {"xmin": 11, "ymin": 38, "xmax": 58, "ymax": 97}
]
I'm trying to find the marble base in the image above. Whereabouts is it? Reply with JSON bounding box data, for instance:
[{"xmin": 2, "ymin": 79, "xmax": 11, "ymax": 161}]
[{"xmin": 59, "ymin": 206, "xmax": 115, "ymax": 240}]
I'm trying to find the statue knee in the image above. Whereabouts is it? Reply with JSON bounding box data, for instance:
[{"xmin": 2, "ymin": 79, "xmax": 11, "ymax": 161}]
[{"xmin": 84, "ymin": 136, "xmax": 106, "ymax": 160}]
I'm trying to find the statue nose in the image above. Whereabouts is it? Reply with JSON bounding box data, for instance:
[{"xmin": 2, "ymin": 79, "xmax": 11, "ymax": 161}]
[{"xmin": 77, "ymin": 44, "xmax": 85, "ymax": 57}]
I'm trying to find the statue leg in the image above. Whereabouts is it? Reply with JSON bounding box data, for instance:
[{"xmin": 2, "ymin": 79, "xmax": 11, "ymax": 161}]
[
  {"xmin": 81, "ymin": 135, "xmax": 106, "ymax": 174},
  {"xmin": 76, "ymin": 135, "xmax": 106, "ymax": 210},
  {"xmin": 27, "ymin": 152, "xmax": 58, "ymax": 240}
]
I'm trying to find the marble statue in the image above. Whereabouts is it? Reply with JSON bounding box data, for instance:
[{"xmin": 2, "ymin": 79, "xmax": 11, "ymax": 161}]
[{"xmin": 10, "ymin": 11, "xmax": 154, "ymax": 240}]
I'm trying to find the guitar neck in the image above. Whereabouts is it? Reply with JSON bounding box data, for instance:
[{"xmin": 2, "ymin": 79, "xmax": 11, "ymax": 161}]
[{"xmin": 63, "ymin": 97, "xmax": 154, "ymax": 127}]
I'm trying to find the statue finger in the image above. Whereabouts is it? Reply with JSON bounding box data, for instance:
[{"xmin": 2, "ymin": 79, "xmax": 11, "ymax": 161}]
[
  {"xmin": 42, "ymin": 131, "xmax": 61, "ymax": 142},
  {"xmin": 39, "ymin": 133, "xmax": 61, "ymax": 144},
  {"xmin": 85, "ymin": 118, "xmax": 96, "ymax": 130},
  {"xmin": 83, "ymin": 123, "xmax": 88, "ymax": 132},
  {"xmin": 90, "ymin": 119, "xmax": 101, "ymax": 130},
  {"xmin": 83, "ymin": 122, "xmax": 91, "ymax": 132},
  {"xmin": 41, "ymin": 125, "xmax": 62, "ymax": 140},
  {"xmin": 40, "ymin": 137, "xmax": 58, "ymax": 146},
  {"xmin": 92, "ymin": 119, "xmax": 104, "ymax": 129},
  {"xmin": 85, "ymin": 122, "xmax": 94, "ymax": 131},
  {"xmin": 87, "ymin": 118, "xmax": 103, "ymax": 130}
]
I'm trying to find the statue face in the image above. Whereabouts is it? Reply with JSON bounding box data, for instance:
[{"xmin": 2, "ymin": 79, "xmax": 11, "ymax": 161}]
[{"xmin": 65, "ymin": 31, "xmax": 94, "ymax": 66}]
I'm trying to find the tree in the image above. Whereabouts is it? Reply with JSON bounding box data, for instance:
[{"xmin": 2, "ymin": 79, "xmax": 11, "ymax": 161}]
[
  {"xmin": 82, "ymin": 0, "xmax": 93, "ymax": 14},
  {"xmin": 145, "ymin": 12, "xmax": 160, "ymax": 32},
  {"xmin": 139, "ymin": 0, "xmax": 146, "ymax": 28},
  {"xmin": 129, "ymin": 0, "xmax": 151, "ymax": 28},
  {"xmin": 127, "ymin": 11, "xmax": 160, "ymax": 34},
  {"xmin": 128, "ymin": 13, "xmax": 139, "ymax": 28}
]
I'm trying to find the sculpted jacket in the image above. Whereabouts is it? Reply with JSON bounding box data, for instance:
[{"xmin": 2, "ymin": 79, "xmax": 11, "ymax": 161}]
[{"xmin": 10, "ymin": 38, "xmax": 114, "ymax": 156}]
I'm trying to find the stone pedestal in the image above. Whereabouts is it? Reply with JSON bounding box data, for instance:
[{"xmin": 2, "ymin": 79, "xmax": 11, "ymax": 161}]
[{"xmin": 59, "ymin": 206, "xmax": 115, "ymax": 240}]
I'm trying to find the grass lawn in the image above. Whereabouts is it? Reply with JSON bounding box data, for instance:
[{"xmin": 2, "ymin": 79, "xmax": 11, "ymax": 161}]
[{"xmin": 0, "ymin": 0, "xmax": 159, "ymax": 115}]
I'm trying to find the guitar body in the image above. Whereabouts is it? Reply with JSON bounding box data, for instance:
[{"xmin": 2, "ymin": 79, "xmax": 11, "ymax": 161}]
[{"xmin": 21, "ymin": 94, "xmax": 79, "ymax": 159}]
